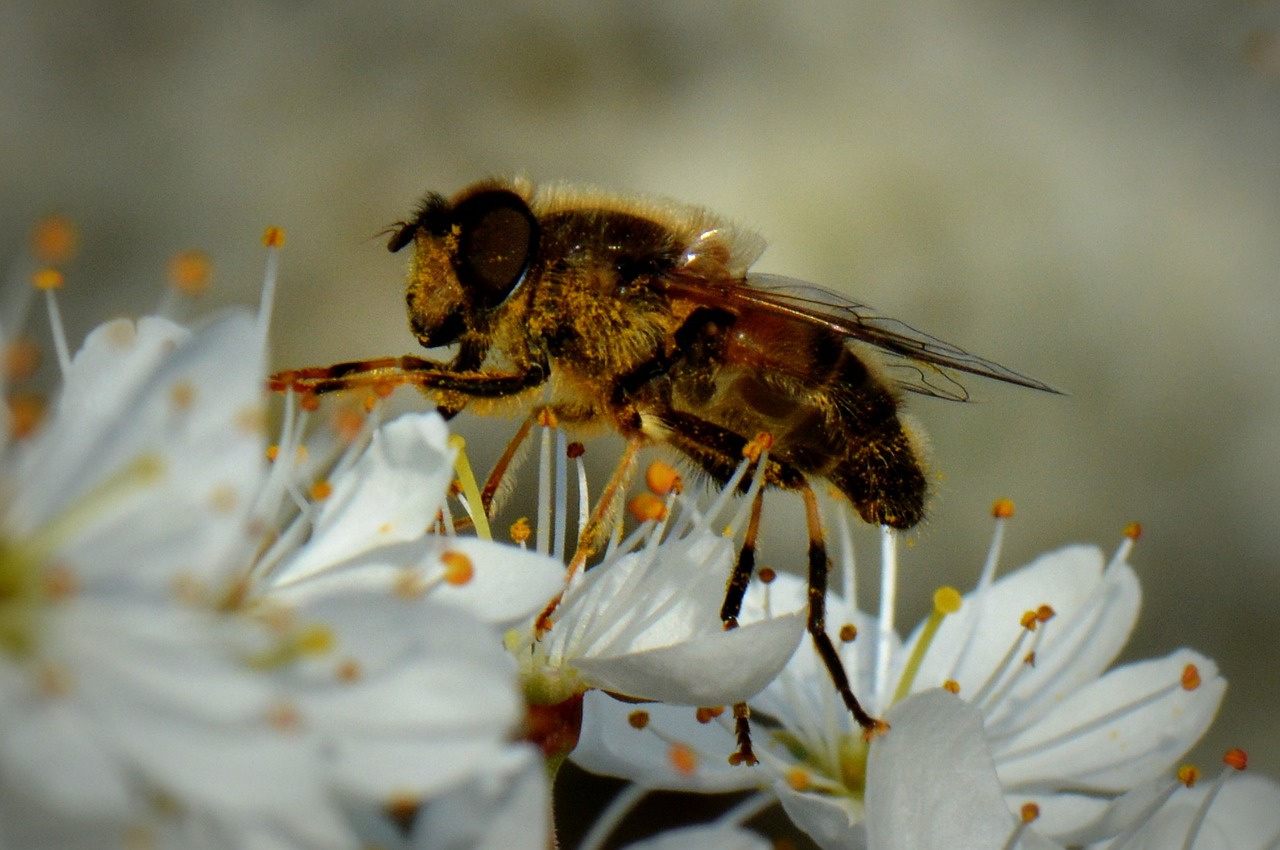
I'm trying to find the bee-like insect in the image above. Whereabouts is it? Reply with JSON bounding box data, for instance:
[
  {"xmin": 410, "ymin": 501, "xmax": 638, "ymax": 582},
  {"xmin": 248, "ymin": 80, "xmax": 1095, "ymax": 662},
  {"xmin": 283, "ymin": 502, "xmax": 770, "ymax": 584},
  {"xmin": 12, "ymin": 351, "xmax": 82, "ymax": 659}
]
[{"xmin": 270, "ymin": 177, "xmax": 1057, "ymax": 755}]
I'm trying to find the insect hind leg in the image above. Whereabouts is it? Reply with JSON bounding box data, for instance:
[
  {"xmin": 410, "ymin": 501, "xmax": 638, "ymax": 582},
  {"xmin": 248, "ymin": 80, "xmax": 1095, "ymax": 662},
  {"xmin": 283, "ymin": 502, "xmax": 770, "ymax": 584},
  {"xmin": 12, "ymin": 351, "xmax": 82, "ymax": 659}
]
[{"xmin": 798, "ymin": 480, "xmax": 885, "ymax": 736}]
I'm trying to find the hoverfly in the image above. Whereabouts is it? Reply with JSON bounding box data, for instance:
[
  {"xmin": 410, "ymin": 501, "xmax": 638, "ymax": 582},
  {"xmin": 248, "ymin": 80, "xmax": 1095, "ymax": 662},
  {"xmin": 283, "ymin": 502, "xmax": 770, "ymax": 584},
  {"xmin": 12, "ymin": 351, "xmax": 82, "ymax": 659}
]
[{"xmin": 270, "ymin": 177, "xmax": 1057, "ymax": 757}]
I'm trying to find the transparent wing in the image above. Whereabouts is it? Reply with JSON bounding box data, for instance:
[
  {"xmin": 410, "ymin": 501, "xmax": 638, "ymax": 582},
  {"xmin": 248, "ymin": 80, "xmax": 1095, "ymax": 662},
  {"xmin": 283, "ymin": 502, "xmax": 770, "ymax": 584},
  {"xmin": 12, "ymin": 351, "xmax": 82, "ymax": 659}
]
[{"xmin": 665, "ymin": 272, "xmax": 1060, "ymax": 401}]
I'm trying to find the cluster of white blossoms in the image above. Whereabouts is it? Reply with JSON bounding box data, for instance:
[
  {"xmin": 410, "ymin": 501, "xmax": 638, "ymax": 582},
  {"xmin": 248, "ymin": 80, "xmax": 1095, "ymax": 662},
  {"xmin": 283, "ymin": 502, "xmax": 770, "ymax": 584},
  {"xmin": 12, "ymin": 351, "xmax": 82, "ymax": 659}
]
[{"xmin": 1, "ymin": 220, "xmax": 1276, "ymax": 849}]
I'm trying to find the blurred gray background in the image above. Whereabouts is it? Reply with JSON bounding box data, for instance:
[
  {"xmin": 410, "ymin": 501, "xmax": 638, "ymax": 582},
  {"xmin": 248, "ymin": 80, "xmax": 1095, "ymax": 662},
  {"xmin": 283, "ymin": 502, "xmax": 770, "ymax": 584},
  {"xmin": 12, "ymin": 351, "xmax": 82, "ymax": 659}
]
[{"xmin": 3, "ymin": 0, "xmax": 1277, "ymax": 788}]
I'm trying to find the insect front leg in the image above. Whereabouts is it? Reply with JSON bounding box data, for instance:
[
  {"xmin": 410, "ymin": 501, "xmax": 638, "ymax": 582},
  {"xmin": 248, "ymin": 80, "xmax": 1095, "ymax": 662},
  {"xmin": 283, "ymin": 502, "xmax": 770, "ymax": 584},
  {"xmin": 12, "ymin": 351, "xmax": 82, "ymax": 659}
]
[{"xmin": 268, "ymin": 355, "xmax": 547, "ymax": 401}]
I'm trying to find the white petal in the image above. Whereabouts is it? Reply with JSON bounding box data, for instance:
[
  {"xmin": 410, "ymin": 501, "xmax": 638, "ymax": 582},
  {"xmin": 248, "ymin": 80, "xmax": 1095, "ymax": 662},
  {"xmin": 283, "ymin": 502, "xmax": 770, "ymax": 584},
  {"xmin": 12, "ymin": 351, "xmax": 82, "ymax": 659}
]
[
  {"xmin": 1095, "ymin": 773, "xmax": 1280, "ymax": 850},
  {"xmin": 273, "ymin": 413, "xmax": 454, "ymax": 584},
  {"xmin": 993, "ymin": 649, "xmax": 1225, "ymax": 790},
  {"xmin": 864, "ymin": 690, "xmax": 1022, "ymax": 850},
  {"xmin": 574, "ymin": 611, "xmax": 804, "ymax": 705},
  {"xmin": 410, "ymin": 746, "xmax": 551, "ymax": 850},
  {"xmin": 266, "ymin": 536, "xmax": 564, "ymax": 627},
  {"xmin": 776, "ymin": 783, "xmax": 866, "ymax": 850},
  {"xmin": 572, "ymin": 690, "xmax": 758, "ymax": 792},
  {"xmin": 14, "ymin": 313, "xmax": 267, "ymax": 588},
  {"xmin": 622, "ymin": 824, "xmax": 772, "ymax": 850},
  {"xmin": 905, "ymin": 546, "xmax": 1141, "ymax": 735},
  {"xmin": 412, "ymin": 537, "xmax": 564, "ymax": 625}
]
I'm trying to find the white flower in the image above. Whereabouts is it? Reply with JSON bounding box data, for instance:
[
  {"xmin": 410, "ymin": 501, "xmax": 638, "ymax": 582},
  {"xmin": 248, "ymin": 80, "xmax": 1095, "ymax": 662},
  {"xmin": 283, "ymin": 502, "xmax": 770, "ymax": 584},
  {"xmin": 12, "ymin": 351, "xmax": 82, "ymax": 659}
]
[
  {"xmin": 0, "ymin": 310, "xmax": 354, "ymax": 848},
  {"xmin": 1086, "ymin": 768, "xmax": 1280, "ymax": 849},
  {"xmin": 573, "ymin": 514, "xmax": 1226, "ymax": 849},
  {"xmin": 864, "ymin": 689, "xmax": 1063, "ymax": 850},
  {"xmin": 511, "ymin": 450, "xmax": 805, "ymax": 767},
  {"xmin": 258, "ymin": 410, "xmax": 566, "ymax": 629}
]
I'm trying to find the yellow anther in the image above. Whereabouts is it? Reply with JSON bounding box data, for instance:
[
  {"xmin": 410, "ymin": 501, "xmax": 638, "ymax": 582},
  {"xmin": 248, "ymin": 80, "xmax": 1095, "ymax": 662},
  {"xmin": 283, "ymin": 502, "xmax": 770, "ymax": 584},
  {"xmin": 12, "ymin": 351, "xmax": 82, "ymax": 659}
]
[
  {"xmin": 933, "ymin": 586, "xmax": 962, "ymax": 615},
  {"xmin": 627, "ymin": 492, "xmax": 667, "ymax": 523},
  {"xmin": 262, "ymin": 226, "xmax": 285, "ymax": 247},
  {"xmin": 31, "ymin": 268, "xmax": 64, "ymax": 290},
  {"xmin": 440, "ymin": 550, "xmax": 474, "ymax": 586},
  {"xmin": 991, "ymin": 498, "xmax": 1015, "ymax": 518},
  {"xmin": 669, "ymin": 743, "xmax": 698, "ymax": 776},
  {"xmin": 31, "ymin": 215, "xmax": 78, "ymax": 265},
  {"xmin": 645, "ymin": 460, "xmax": 683, "ymax": 495},
  {"xmin": 167, "ymin": 249, "xmax": 213, "ymax": 296},
  {"xmin": 1177, "ymin": 764, "xmax": 1200, "ymax": 787}
]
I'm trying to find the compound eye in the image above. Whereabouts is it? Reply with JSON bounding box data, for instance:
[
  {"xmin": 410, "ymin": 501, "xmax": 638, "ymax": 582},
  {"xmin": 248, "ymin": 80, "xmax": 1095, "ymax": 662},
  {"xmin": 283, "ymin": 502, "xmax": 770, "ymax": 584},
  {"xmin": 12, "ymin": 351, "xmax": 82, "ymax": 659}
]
[{"xmin": 452, "ymin": 189, "xmax": 538, "ymax": 308}]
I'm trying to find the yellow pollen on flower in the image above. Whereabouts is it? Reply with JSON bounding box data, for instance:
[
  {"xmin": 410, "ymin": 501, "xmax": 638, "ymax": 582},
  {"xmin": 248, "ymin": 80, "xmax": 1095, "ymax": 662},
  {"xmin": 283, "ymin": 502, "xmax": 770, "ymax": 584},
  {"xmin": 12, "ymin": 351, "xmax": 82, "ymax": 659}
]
[
  {"xmin": 385, "ymin": 793, "xmax": 420, "ymax": 827},
  {"xmin": 1124, "ymin": 522, "xmax": 1142, "ymax": 541},
  {"xmin": 627, "ymin": 710, "xmax": 650, "ymax": 730},
  {"xmin": 309, "ymin": 479, "xmax": 333, "ymax": 501},
  {"xmin": 839, "ymin": 623, "xmax": 857, "ymax": 643},
  {"xmin": 509, "ymin": 517, "xmax": 532, "ymax": 544},
  {"xmin": 786, "ymin": 766, "xmax": 813, "ymax": 792},
  {"xmin": 207, "ymin": 484, "xmax": 239, "ymax": 514},
  {"xmin": 933, "ymin": 586, "xmax": 962, "ymax": 615},
  {"xmin": 169, "ymin": 380, "xmax": 196, "ymax": 411},
  {"xmin": 392, "ymin": 569, "xmax": 427, "ymax": 599},
  {"xmin": 166, "ymin": 249, "xmax": 213, "ymax": 296},
  {"xmin": 1223, "ymin": 748, "xmax": 1248, "ymax": 770},
  {"xmin": 7, "ymin": 393, "xmax": 46, "ymax": 439},
  {"xmin": 440, "ymin": 550, "xmax": 474, "ymax": 586},
  {"xmin": 330, "ymin": 406, "xmax": 366, "ymax": 443},
  {"xmin": 758, "ymin": 566, "xmax": 776, "ymax": 583},
  {"xmin": 3, "ymin": 337, "xmax": 41, "ymax": 381},
  {"xmin": 1182, "ymin": 664, "xmax": 1202, "ymax": 691},
  {"xmin": 668, "ymin": 743, "xmax": 698, "ymax": 776},
  {"xmin": 31, "ymin": 215, "xmax": 78, "ymax": 264},
  {"xmin": 234, "ymin": 404, "xmax": 266, "ymax": 435},
  {"xmin": 296, "ymin": 623, "xmax": 335, "ymax": 656},
  {"xmin": 336, "ymin": 658, "xmax": 362, "ymax": 683},
  {"xmin": 645, "ymin": 460, "xmax": 683, "ymax": 495},
  {"xmin": 261, "ymin": 226, "xmax": 285, "ymax": 248},
  {"xmin": 1178, "ymin": 764, "xmax": 1201, "ymax": 787},
  {"xmin": 266, "ymin": 700, "xmax": 301, "ymax": 732},
  {"xmin": 170, "ymin": 573, "xmax": 206, "ymax": 607},
  {"xmin": 31, "ymin": 268, "xmax": 64, "ymax": 291},
  {"xmin": 36, "ymin": 662, "xmax": 74, "ymax": 697},
  {"xmin": 627, "ymin": 492, "xmax": 667, "ymax": 523},
  {"xmin": 41, "ymin": 565, "xmax": 78, "ymax": 599},
  {"xmin": 991, "ymin": 498, "xmax": 1015, "ymax": 518},
  {"xmin": 1020, "ymin": 802, "xmax": 1040, "ymax": 823},
  {"xmin": 943, "ymin": 679, "xmax": 961, "ymax": 694},
  {"xmin": 695, "ymin": 706, "xmax": 724, "ymax": 724}
]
